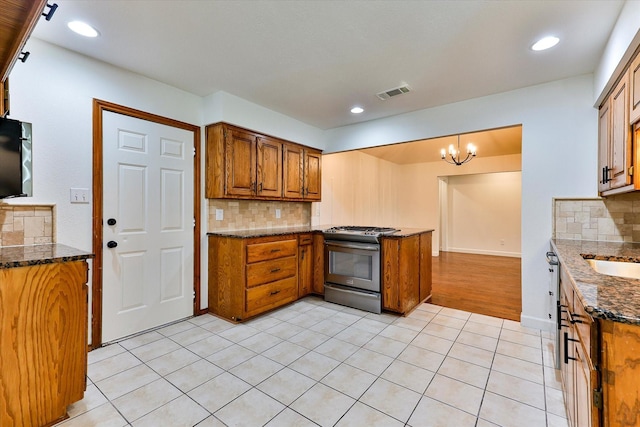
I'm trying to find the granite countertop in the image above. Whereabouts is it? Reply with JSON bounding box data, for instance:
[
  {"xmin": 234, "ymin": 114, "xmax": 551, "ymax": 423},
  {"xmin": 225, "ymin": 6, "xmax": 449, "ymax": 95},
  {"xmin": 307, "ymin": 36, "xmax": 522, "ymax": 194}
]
[
  {"xmin": 207, "ymin": 225, "xmax": 434, "ymax": 239},
  {"xmin": 551, "ymin": 239, "xmax": 640, "ymax": 325},
  {"xmin": 0, "ymin": 243, "xmax": 94, "ymax": 269}
]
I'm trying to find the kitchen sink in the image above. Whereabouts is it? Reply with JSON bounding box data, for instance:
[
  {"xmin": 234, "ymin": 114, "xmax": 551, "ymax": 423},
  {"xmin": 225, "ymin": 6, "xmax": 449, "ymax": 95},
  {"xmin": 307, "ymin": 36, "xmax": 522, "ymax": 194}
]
[{"xmin": 585, "ymin": 259, "xmax": 640, "ymax": 280}]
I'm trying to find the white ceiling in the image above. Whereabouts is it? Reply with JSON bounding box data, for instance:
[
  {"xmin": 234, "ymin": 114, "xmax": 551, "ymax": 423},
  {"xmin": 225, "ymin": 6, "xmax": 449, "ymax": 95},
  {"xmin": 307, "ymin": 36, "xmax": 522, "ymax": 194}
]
[{"xmin": 30, "ymin": 0, "xmax": 624, "ymax": 130}]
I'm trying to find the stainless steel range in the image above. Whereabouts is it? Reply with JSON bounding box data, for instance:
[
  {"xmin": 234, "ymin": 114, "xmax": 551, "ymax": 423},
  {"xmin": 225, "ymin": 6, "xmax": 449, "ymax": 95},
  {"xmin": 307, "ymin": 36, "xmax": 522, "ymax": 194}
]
[{"xmin": 323, "ymin": 226, "xmax": 399, "ymax": 313}]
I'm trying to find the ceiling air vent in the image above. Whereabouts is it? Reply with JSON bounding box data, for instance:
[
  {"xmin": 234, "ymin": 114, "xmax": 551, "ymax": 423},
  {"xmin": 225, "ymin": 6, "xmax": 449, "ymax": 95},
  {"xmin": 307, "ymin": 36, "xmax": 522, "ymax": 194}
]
[{"xmin": 376, "ymin": 84, "xmax": 411, "ymax": 100}]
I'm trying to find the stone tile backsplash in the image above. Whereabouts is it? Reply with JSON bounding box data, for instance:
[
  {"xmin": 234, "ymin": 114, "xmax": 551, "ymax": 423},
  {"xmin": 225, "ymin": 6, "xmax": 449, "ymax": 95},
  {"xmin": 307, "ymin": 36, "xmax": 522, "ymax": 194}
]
[
  {"xmin": 208, "ymin": 199, "xmax": 311, "ymax": 231},
  {"xmin": 554, "ymin": 193, "xmax": 640, "ymax": 242},
  {"xmin": 0, "ymin": 204, "xmax": 55, "ymax": 246}
]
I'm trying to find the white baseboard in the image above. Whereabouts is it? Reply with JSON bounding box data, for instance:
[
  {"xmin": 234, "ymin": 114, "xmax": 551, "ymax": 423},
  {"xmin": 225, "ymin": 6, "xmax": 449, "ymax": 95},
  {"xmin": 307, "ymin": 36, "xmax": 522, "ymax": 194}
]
[
  {"xmin": 521, "ymin": 314, "xmax": 555, "ymax": 332},
  {"xmin": 444, "ymin": 247, "xmax": 521, "ymax": 258}
]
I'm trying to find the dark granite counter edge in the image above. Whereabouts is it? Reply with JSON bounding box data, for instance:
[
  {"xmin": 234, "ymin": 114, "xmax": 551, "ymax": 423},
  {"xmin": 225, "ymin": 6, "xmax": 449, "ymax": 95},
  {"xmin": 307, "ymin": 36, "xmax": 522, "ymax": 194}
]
[
  {"xmin": 0, "ymin": 243, "xmax": 94, "ymax": 270},
  {"xmin": 207, "ymin": 226, "xmax": 434, "ymax": 239},
  {"xmin": 551, "ymin": 239, "xmax": 640, "ymax": 325}
]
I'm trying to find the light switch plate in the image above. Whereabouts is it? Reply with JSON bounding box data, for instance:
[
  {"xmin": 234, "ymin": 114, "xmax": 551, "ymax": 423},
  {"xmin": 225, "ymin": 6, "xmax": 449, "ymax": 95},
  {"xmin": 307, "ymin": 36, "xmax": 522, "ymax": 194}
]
[
  {"xmin": 275, "ymin": 209, "xmax": 281, "ymax": 219},
  {"xmin": 215, "ymin": 209, "xmax": 223, "ymax": 221},
  {"xmin": 70, "ymin": 188, "xmax": 90, "ymax": 204}
]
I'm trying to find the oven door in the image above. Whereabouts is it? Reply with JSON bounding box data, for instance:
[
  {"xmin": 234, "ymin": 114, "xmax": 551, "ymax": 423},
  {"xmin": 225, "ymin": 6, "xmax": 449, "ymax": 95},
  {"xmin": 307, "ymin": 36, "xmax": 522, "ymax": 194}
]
[{"xmin": 324, "ymin": 240, "xmax": 380, "ymax": 292}]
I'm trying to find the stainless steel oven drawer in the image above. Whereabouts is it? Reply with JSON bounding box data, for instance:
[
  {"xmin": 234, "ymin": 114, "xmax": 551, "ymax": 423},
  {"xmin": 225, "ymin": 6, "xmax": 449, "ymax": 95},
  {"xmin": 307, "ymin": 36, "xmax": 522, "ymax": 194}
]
[{"xmin": 324, "ymin": 283, "xmax": 381, "ymax": 314}]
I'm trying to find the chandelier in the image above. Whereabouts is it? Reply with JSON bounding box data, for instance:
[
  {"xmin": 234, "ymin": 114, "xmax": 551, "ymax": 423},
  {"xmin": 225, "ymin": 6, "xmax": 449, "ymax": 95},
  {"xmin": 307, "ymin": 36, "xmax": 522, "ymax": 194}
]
[{"xmin": 440, "ymin": 135, "xmax": 477, "ymax": 166}]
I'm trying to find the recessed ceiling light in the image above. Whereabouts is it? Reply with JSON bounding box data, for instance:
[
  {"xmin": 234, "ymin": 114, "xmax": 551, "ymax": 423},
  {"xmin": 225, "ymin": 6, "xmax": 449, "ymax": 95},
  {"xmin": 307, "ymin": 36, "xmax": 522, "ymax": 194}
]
[
  {"xmin": 531, "ymin": 36, "xmax": 559, "ymax": 51},
  {"xmin": 68, "ymin": 21, "xmax": 99, "ymax": 38},
  {"xmin": 350, "ymin": 107, "xmax": 364, "ymax": 114}
]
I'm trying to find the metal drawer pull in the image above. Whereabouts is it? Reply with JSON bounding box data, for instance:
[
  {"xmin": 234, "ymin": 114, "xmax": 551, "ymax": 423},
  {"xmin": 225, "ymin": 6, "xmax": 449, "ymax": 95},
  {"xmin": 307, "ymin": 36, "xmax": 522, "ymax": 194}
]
[
  {"xmin": 270, "ymin": 268, "xmax": 281, "ymax": 273},
  {"xmin": 270, "ymin": 249, "xmax": 281, "ymax": 253},
  {"xmin": 270, "ymin": 290, "xmax": 281, "ymax": 295}
]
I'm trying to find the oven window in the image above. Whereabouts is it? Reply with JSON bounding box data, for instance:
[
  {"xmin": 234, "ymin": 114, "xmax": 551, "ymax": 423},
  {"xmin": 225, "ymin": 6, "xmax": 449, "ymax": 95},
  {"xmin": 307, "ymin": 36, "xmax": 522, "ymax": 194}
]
[{"xmin": 329, "ymin": 251, "xmax": 373, "ymax": 280}]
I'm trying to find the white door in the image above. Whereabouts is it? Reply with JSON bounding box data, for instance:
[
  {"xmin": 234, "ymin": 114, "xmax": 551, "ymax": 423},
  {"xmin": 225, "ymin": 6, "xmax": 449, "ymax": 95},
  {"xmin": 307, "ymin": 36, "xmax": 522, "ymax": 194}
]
[{"xmin": 102, "ymin": 111, "xmax": 194, "ymax": 343}]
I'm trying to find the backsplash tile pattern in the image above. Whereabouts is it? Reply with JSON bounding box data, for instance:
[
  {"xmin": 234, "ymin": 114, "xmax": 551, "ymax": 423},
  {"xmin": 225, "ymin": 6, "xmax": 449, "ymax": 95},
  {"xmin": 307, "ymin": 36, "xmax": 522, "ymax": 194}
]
[
  {"xmin": 208, "ymin": 199, "xmax": 311, "ymax": 231},
  {"xmin": 0, "ymin": 204, "xmax": 55, "ymax": 246},
  {"xmin": 554, "ymin": 193, "xmax": 640, "ymax": 242}
]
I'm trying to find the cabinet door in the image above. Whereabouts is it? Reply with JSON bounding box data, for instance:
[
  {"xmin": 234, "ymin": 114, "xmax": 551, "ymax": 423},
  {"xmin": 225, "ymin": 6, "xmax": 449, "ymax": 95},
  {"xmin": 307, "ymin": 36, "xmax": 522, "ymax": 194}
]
[
  {"xmin": 601, "ymin": 320, "xmax": 640, "ymax": 427},
  {"xmin": 419, "ymin": 232, "xmax": 432, "ymax": 302},
  {"xmin": 630, "ymin": 52, "xmax": 640, "ymax": 125},
  {"xmin": 257, "ymin": 136, "xmax": 282, "ymax": 198},
  {"xmin": 312, "ymin": 234, "xmax": 325, "ymax": 294},
  {"xmin": 298, "ymin": 244, "xmax": 312, "ymax": 297},
  {"xmin": 225, "ymin": 127, "xmax": 256, "ymax": 197},
  {"xmin": 598, "ymin": 102, "xmax": 611, "ymax": 193},
  {"xmin": 304, "ymin": 150, "xmax": 322, "ymax": 200},
  {"xmin": 610, "ymin": 72, "xmax": 631, "ymax": 189},
  {"xmin": 574, "ymin": 340, "xmax": 590, "ymax": 427},
  {"xmin": 283, "ymin": 144, "xmax": 304, "ymax": 199}
]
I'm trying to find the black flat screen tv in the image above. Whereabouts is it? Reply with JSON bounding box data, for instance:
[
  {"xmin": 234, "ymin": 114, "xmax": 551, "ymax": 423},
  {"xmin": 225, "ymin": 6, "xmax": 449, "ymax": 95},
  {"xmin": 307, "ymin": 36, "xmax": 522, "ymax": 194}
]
[{"xmin": 0, "ymin": 117, "xmax": 24, "ymax": 199}]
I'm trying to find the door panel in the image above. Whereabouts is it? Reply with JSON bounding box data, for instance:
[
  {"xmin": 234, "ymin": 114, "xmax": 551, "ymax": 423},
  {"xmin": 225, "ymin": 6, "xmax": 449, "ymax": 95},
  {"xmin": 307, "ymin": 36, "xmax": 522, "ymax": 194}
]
[
  {"xmin": 257, "ymin": 137, "xmax": 282, "ymax": 197},
  {"xmin": 225, "ymin": 128, "xmax": 256, "ymax": 196},
  {"xmin": 283, "ymin": 144, "xmax": 303, "ymax": 199},
  {"xmin": 102, "ymin": 111, "xmax": 194, "ymax": 342}
]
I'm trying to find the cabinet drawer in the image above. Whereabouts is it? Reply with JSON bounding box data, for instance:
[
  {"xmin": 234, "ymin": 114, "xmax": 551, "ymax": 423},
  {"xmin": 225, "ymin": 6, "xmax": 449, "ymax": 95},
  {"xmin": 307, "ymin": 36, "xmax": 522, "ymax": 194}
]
[
  {"xmin": 246, "ymin": 277, "xmax": 297, "ymax": 314},
  {"xmin": 246, "ymin": 239, "xmax": 297, "ymax": 263},
  {"xmin": 246, "ymin": 256, "xmax": 297, "ymax": 287},
  {"xmin": 299, "ymin": 233, "xmax": 313, "ymax": 245}
]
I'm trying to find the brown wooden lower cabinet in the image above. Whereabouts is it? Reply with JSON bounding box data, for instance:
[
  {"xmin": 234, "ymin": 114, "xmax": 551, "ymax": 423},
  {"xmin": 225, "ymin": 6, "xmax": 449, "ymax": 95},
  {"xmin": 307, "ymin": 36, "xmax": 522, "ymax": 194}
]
[
  {"xmin": 312, "ymin": 233, "xmax": 325, "ymax": 295},
  {"xmin": 208, "ymin": 234, "xmax": 299, "ymax": 321},
  {"xmin": 382, "ymin": 231, "xmax": 432, "ymax": 314},
  {"xmin": 298, "ymin": 233, "xmax": 313, "ymax": 297},
  {"xmin": 0, "ymin": 260, "xmax": 89, "ymax": 427},
  {"xmin": 560, "ymin": 266, "xmax": 640, "ymax": 427},
  {"xmin": 208, "ymin": 230, "xmax": 432, "ymax": 320}
]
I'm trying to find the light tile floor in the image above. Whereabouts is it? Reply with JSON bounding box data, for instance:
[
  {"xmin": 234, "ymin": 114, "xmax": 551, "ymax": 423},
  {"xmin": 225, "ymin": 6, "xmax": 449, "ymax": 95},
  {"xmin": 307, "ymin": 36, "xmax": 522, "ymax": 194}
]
[{"xmin": 55, "ymin": 297, "xmax": 568, "ymax": 427}]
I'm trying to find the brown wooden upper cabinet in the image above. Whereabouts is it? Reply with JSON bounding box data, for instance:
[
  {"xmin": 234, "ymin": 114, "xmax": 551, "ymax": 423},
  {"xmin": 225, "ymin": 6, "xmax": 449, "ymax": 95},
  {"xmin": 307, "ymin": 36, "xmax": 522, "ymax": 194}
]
[
  {"xmin": 630, "ymin": 52, "xmax": 640, "ymax": 125},
  {"xmin": 598, "ymin": 69, "xmax": 632, "ymax": 195},
  {"xmin": 206, "ymin": 122, "xmax": 321, "ymax": 201},
  {"xmin": 283, "ymin": 143, "xmax": 322, "ymax": 201}
]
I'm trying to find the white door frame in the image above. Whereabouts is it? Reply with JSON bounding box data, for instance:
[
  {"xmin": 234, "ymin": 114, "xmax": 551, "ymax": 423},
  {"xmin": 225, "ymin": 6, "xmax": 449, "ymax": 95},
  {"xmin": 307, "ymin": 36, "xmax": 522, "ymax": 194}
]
[
  {"xmin": 438, "ymin": 176, "xmax": 449, "ymax": 254},
  {"xmin": 91, "ymin": 99, "xmax": 201, "ymax": 349}
]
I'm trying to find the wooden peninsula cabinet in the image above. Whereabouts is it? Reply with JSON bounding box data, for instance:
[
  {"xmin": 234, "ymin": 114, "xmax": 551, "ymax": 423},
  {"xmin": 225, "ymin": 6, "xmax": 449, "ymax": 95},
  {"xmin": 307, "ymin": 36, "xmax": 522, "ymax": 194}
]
[
  {"xmin": 0, "ymin": 245, "xmax": 92, "ymax": 427},
  {"xmin": 381, "ymin": 230, "xmax": 432, "ymax": 314}
]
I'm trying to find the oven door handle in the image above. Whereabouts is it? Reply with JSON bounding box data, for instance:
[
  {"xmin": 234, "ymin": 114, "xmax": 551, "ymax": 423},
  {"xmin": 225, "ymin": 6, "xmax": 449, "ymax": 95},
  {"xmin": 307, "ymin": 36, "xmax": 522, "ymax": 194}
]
[
  {"xmin": 325, "ymin": 240, "xmax": 380, "ymax": 251},
  {"xmin": 325, "ymin": 283, "xmax": 379, "ymax": 297}
]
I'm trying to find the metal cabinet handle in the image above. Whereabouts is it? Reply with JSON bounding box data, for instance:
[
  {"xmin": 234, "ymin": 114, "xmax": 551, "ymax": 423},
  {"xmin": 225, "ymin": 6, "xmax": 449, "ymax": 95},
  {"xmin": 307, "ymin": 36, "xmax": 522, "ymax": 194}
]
[
  {"xmin": 270, "ymin": 290, "xmax": 281, "ymax": 296},
  {"xmin": 270, "ymin": 268, "xmax": 281, "ymax": 273},
  {"xmin": 563, "ymin": 332, "xmax": 579, "ymax": 364}
]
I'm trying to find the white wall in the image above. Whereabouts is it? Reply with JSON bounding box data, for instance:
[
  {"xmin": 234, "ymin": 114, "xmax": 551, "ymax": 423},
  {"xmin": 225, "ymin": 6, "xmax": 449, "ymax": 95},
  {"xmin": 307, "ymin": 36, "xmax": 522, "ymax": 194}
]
[
  {"xmin": 6, "ymin": 39, "xmax": 206, "ymax": 329},
  {"xmin": 7, "ymin": 38, "xmax": 203, "ymax": 250},
  {"xmin": 202, "ymin": 91, "xmax": 325, "ymax": 150},
  {"xmin": 593, "ymin": 0, "xmax": 640, "ymax": 106},
  {"xmin": 445, "ymin": 172, "xmax": 521, "ymax": 257},
  {"xmin": 321, "ymin": 74, "xmax": 597, "ymax": 331},
  {"xmin": 317, "ymin": 150, "xmax": 521, "ymax": 258}
]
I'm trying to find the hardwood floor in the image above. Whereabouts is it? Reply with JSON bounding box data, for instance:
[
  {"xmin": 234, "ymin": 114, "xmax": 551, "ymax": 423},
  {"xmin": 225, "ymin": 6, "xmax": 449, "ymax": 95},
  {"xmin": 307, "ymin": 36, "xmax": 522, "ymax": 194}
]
[{"xmin": 431, "ymin": 251, "xmax": 522, "ymax": 321}]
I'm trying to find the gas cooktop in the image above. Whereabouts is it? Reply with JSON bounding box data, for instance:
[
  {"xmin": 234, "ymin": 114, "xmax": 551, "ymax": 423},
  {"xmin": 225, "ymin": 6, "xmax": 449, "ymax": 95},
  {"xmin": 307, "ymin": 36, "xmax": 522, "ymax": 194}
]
[{"xmin": 323, "ymin": 226, "xmax": 399, "ymax": 243}]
